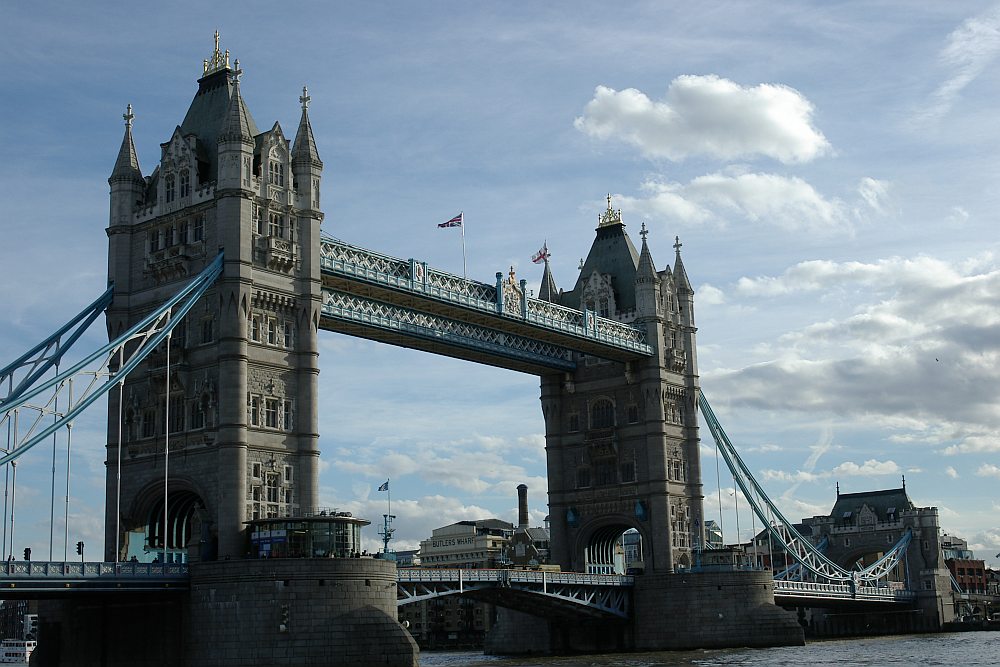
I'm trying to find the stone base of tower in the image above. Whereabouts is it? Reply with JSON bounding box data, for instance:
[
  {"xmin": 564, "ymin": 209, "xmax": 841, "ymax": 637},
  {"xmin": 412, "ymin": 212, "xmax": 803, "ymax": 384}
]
[
  {"xmin": 631, "ymin": 570, "xmax": 803, "ymax": 650},
  {"xmin": 185, "ymin": 558, "xmax": 417, "ymax": 667},
  {"xmin": 485, "ymin": 571, "xmax": 802, "ymax": 656},
  {"xmin": 32, "ymin": 559, "xmax": 418, "ymax": 667}
]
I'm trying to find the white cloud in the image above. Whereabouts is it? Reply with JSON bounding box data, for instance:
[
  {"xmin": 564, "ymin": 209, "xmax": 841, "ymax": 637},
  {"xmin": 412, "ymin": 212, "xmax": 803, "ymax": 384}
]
[
  {"xmin": 831, "ymin": 459, "xmax": 900, "ymax": 476},
  {"xmin": 698, "ymin": 284, "xmax": 726, "ymax": 305},
  {"xmin": 920, "ymin": 7, "xmax": 1000, "ymax": 123},
  {"xmin": 618, "ymin": 172, "xmax": 850, "ymax": 232},
  {"xmin": 946, "ymin": 206, "xmax": 970, "ymax": 227},
  {"xmin": 945, "ymin": 466, "xmax": 959, "ymax": 479},
  {"xmin": 575, "ymin": 75, "xmax": 830, "ymax": 163},
  {"xmin": 976, "ymin": 463, "xmax": 1000, "ymax": 479},
  {"xmin": 857, "ymin": 177, "xmax": 891, "ymax": 215}
]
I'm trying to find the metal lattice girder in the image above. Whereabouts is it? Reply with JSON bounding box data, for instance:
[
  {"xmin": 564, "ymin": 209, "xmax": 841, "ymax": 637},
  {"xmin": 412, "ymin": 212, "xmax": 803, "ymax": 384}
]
[
  {"xmin": 319, "ymin": 236, "xmax": 652, "ymax": 360},
  {"xmin": 0, "ymin": 255, "xmax": 224, "ymax": 466},
  {"xmin": 321, "ymin": 289, "xmax": 577, "ymax": 373},
  {"xmin": 0, "ymin": 560, "xmax": 189, "ymax": 594},
  {"xmin": 0, "ymin": 285, "xmax": 114, "ymax": 407},
  {"xmin": 396, "ymin": 569, "xmax": 633, "ymax": 619},
  {"xmin": 774, "ymin": 580, "xmax": 916, "ymax": 604},
  {"xmin": 699, "ymin": 392, "xmax": 913, "ymax": 586}
]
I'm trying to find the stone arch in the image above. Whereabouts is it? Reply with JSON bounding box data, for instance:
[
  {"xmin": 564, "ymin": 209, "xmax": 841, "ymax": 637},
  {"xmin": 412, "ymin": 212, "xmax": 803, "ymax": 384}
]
[
  {"xmin": 574, "ymin": 515, "xmax": 646, "ymax": 574},
  {"xmin": 124, "ymin": 477, "xmax": 213, "ymax": 563}
]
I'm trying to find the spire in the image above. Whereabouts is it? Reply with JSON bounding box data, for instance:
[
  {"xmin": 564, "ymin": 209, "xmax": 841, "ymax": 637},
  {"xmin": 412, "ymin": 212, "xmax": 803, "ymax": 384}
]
[
  {"xmin": 539, "ymin": 258, "xmax": 559, "ymax": 302},
  {"xmin": 672, "ymin": 235, "xmax": 692, "ymax": 292},
  {"xmin": 202, "ymin": 29, "xmax": 231, "ymax": 76},
  {"xmin": 636, "ymin": 222, "xmax": 657, "ymax": 280},
  {"xmin": 218, "ymin": 60, "xmax": 253, "ymax": 144},
  {"xmin": 598, "ymin": 193, "xmax": 623, "ymax": 227},
  {"xmin": 110, "ymin": 104, "xmax": 142, "ymax": 183},
  {"xmin": 292, "ymin": 85, "xmax": 323, "ymax": 167}
]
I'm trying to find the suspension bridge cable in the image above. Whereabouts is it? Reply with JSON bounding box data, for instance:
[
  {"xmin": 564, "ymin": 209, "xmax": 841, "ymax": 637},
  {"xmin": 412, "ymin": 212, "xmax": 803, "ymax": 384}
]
[
  {"xmin": 0, "ymin": 254, "xmax": 223, "ymax": 468},
  {"xmin": 63, "ymin": 379, "xmax": 73, "ymax": 563},
  {"xmin": 714, "ymin": 428, "xmax": 724, "ymax": 544}
]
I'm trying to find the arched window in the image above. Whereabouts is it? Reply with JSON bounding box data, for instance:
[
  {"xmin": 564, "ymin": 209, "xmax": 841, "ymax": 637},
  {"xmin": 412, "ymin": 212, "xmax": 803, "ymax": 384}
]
[
  {"xmin": 165, "ymin": 174, "xmax": 175, "ymax": 202},
  {"xmin": 590, "ymin": 398, "xmax": 615, "ymax": 429},
  {"xmin": 179, "ymin": 170, "xmax": 190, "ymax": 198}
]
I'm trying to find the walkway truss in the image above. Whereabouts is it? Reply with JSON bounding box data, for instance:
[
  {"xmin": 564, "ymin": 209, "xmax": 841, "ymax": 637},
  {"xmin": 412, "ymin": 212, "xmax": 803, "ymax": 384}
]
[
  {"xmin": 699, "ymin": 392, "xmax": 913, "ymax": 597},
  {"xmin": 396, "ymin": 568, "xmax": 632, "ymax": 619},
  {"xmin": 0, "ymin": 255, "xmax": 224, "ymax": 467}
]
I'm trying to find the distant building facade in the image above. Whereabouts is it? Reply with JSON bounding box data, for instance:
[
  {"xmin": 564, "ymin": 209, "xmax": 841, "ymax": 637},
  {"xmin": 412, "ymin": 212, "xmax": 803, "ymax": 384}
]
[{"xmin": 418, "ymin": 519, "xmax": 513, "ymax": 568}]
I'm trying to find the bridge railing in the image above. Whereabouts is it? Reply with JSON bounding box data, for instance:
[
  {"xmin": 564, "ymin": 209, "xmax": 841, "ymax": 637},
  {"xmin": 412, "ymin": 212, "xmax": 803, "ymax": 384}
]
[
  {"xmin": 396, "ymin": 568, "xmax": 634, "ymax": 587},
  {"xmin": 320, "ymin": 237, "xmax": 651, "ymax": 355},
  {"xmin": 0, "ymin": 561, "xmax": 188, "ymax": 578},
  {"xmin": 774, "ymin": 579, "xmax": 915, "ymax": 602}
]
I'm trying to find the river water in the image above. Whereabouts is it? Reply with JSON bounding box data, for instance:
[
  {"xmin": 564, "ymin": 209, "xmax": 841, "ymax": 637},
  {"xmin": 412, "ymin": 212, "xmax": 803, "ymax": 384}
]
[{"xmin": 420, "ymin": 631, "xmax": 1000, "ymax": 666}]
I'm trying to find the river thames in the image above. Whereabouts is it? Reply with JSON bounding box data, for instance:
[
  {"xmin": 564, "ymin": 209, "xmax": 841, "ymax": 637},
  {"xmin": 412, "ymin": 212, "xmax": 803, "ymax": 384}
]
[{"xmin": 420, "ymin": 631, "xmax": 999, "ymax": 666}]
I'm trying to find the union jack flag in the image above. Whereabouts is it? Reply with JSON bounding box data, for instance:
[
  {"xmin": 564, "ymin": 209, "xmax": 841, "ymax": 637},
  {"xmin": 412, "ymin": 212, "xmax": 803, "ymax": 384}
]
[
  {"xmin": 438, "ymin": 213, "xmax": 463, "ymax": 228},
  {"xmin": 378, "ymin": 480, "xmax": 389, "ymax": 492}
]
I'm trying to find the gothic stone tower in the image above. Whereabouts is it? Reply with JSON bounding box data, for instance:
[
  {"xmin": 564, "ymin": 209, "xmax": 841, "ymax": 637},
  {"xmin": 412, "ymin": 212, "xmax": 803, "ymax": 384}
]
[
  {"xmin": 105, "ymin": 37, "xmax": 323, "ymax": 560},
  {"xmin": 539, "ymin": 198, "xmax": 703, "ymax": 573}
]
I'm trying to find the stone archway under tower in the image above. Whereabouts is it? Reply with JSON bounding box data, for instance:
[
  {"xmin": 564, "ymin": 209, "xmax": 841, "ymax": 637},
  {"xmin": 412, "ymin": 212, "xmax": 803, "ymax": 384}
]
[
  {"xmin": 576, "ymin": 518, "xmax": 647, "ymax": 575},
  {"xmin": 121, "ymin": 479, "xmax": 214, "ymax": 563}
]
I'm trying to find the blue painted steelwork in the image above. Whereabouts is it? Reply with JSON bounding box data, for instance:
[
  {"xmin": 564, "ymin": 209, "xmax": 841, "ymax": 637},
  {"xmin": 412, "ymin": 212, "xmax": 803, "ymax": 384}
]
[
  {"xmin": 774, "ymin": 579, "xmax": 916, "ymax": 603},
  {"xmin": 396, "ymin": 568, "xmax": 632, "ymax": 618},
  {"xmin": 0, "ymin": 285, "xmax": 114, "ymax": 407},
  {"xmin": 699, "ymin": 392, "xmax": 913, "ymax": 588},
  {"xmin": 322, "ymin": 289, "xmax": 576, "ymax": 371},
  {"xmin": 0, "ymin": 560, "xmax": 188, "ymax": 594},
  {"xmin": 0, "ymin": 255, "xmax": 224, "ymax": 467},
  {"xmin": 320, "ymin": 236, "xmax": 651, "ymax": 357},
  {"xmin": 774, "ymin": 535, "xmax": 829, "ymax": 581}
]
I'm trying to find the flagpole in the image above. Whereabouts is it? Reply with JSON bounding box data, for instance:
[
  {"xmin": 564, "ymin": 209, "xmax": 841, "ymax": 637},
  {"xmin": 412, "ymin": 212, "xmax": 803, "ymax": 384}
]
[{"xmin": 460, "ymin": 212, "xmax": 467, "ymax": 279}]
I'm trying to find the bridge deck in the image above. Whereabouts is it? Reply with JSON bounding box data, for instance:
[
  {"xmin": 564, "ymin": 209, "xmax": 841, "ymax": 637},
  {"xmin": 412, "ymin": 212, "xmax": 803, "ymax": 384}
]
[
  {"xmin": 0, "ymin": 561, "xmax": 189, "ymax": 597},
  {"xmin": 320, "ymin": 237, "xmax": 653, "ymax": 373}
]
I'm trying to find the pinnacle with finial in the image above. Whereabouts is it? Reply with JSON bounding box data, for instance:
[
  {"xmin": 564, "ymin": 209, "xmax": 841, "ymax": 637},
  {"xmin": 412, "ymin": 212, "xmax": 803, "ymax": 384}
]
[
  {"xmin": 231, "ymin": 59, "xmax": 243, "ymax": 84},
  {"xmin": 640, "ymin": 222, "xmax": 648, "ymax": 242},
  {"xmin": 123, "ymin": 103, "xmax": 134, "ymax": 129},
  {"xmin": 674, "ymin": 235, "xmax": 682, "ymax": 254},
  {"xmin": 300, "ymin": 86, "xmax": 311, "ymax": 111}
]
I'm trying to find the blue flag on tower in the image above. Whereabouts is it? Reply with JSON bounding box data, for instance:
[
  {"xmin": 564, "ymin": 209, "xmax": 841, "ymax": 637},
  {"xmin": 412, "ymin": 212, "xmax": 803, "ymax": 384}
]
[
  {"xmin": 378, "ymin": 480, "xmax": 389, "ymax": 492},
  {"xmin": 438, "ymin": 213, "xmax": 463, "ymax": 228}
]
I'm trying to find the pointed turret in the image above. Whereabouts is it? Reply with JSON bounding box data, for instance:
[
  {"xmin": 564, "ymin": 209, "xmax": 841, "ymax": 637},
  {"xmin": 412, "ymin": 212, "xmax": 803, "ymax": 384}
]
[
  {"xmin": 291, "ymin": 86, "xmax": 323, "ymax": 212},
  {"xmin": 292, "ymin": 86, "xmax": 322, "ymax": 168},
  {"xmin": 635, "ymin": 222, "xmax": 661, "ymax": 319},
  {"xmin": 109, "ymin": 104, "xmax": 142, "ymax": 184},
  {"xmin": 539, "ymin": 258, "xmax": 559, "ymax": 302},
  {"xmin": 218, "ymin": 61, "xmax": 254, "ymax": 145},
  {"xmin": 672, "ymin": 235, "xmax": 692, "ymax": 294}
]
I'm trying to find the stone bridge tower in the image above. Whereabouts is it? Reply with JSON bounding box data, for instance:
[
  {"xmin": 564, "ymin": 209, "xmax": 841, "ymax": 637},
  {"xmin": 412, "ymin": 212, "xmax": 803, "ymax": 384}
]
[
  {"xmin": 104, "ymin": 36, "xmax": 323, "ymax": 560},
  {"xmin": 539, "ymin": 198, "xmax": 703, "ymax": 573}
]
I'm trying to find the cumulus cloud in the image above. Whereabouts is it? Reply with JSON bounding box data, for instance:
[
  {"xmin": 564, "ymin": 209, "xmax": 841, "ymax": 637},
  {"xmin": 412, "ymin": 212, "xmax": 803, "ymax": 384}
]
[
  {"xmin": 945, "ymin": 466, "xmax": 959, "ymax": 479},
  {"xmin": 919, "ymin": 6, "xmax": 1000, "ymax": 124},
  {"xmin": 976, "ymin": 463, "xmax": 1000, "ymax": 478},
  {"xmin": 575, "ymin": 75, "xmax": 830, "ymax": 163},
  {"xmin": 857, "ymin": 177, "xmax": 891, "ymax": 215},
  {"xmin": 709, "ymin": 253, "xmax": 1000, "ymax": 455},
  {"xmin": 762, "ymin": 458, "xmax": 899, "ymax": 483},
  {"xmin": 698, "ymin": 284, "xmax": 726, "ymax": 306},
  {"xmin": 617, "ymin": 172, "xmax": 850, "ymax": 233}
]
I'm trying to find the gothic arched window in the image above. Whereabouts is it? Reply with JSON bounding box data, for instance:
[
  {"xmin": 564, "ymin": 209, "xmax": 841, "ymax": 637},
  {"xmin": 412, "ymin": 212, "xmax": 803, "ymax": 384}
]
[
  {"xmin": 165, "ymin": 174, "xmax": 175, "ymax": 203},
  {"xmin": 590, "ymin": 398, "xmax": 615, "ymax": 429},
  {"xmin": 179, "ymin": 170, "xmax": 190, "ymax": 198}
]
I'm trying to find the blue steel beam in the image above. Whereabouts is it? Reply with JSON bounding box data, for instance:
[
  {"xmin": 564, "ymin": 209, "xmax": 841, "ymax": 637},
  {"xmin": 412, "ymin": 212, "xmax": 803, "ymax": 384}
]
[
  {"xmin": 320, "ymin": 236, "xmax": 652, "ymax": 361},
  {"xmin": 321, "ymin": 289, "xmax": 577, "ymax": 374},
  {"xmin": 0, "ymin": 255, "xmax": 224, "ymax": 466}
]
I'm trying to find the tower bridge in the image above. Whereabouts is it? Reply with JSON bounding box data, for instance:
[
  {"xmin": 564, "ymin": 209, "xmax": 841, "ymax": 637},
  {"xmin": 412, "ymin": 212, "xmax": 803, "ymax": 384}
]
[{"xmin": 0, "ymin": 36, "xmax": 960, "ymax": 666}]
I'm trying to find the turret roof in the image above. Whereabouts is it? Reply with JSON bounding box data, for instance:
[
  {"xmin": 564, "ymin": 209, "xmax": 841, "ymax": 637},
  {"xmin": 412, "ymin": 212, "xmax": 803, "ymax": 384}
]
[
  {"xmin": 538, "ymin": 258, "xmax": 559, "ymax": 302},
  {"xmin": 292, "ymin": 86, "xmax": 322, "ymax": 167},
  {"xmin": 561, "ymin": 196, "xmax": 641, "ymax": 311},
  {"xmin": 110, "ymin": 104, "xmax": 142, "ymax": 182}
]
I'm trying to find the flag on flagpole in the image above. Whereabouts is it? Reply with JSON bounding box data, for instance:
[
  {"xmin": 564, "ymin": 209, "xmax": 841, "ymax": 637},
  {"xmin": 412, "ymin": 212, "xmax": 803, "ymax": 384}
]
[
  {"xmin": 438, "ymin": 213, "xmax": 463, "ymax": 228},
  {"xmin": 378, "ymin": 480, "xmax": 389, "ymax": 492},
  {"xmin": 531, "ymin": 242, "xmax": 550, "ymax": 264}
]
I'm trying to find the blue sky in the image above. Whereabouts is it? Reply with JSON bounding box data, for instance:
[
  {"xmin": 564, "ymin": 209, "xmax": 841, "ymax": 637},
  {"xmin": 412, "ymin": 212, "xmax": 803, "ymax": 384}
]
[{"xmin": 2, "ymin": 2, "xmax": 1000, "ymax": 565}]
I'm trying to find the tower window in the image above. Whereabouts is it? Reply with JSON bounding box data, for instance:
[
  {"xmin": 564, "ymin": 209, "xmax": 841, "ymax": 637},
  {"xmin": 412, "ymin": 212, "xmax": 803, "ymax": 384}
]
[
  {"xmin": 179, "ymin": 170, "xmax": 190, "ymax": 198},
  {"xmin": 283, "ymin": 400, "xmax": 293, "ymax": 430},
  {"xmin": 200, "ymin": 318, "xmax": 214, "ymax": 344},
  {"xmin": 179, "ymin": 221, "xmax": 189, "ymax": 245},
  {"xmin": 267, "ymin": 319, "xmax": 277, "ymax": 345},
  {"xmin": 248, "ymin": 395, "xmax": 260, "ymax": 426},
  {"xmin": 269, "ymin": 213, "xmax": 285, "ymax": 238},
  {"xmin": 627, "ymin": 405, "xmax": 639, "ymax": 424},
  {"xmin": 250, "ymin": 316, "xmax": 261, "ymax": 342},
  {"xmin": 283, "ymin": 465, "xmax": 293, "ymax": 483},
  {"xmin": 254, "ymin": 206, "xmax": 264, "ymax": 236},
  {"xmin": 590, "ymin": 399, "xmax": 615, "ymax": 429},
  {"xmin": 193, "ymin": 216, "xmax": 204, "ymax": 242},
  {"xmin": 164, "ymin": 225, "xmax": 174, "ymax": 248},
  {"xmin": 268, "ymin": 161, "xmax": 284, "ymax": 186},
  {"xmin": 149, "ymin": 229, "xmax": 160, "ymax": 253},
  {"xmin": 165, "ymin": 175, "xmax": 175, "ymax": 203},
  {"xmin": 283, "ymin": 320, "xmax": 295, "ymax": 348},
  {"xmin": 568, "ymin": 413, "xmax": 580, "ymax": 432},
  {"xmin": 265, "ymin": 399, "xmax": 279, "ymax": 428},
  {"xmin": 190, "ymin": 399, "xmax": 205, "ymax": 430}
]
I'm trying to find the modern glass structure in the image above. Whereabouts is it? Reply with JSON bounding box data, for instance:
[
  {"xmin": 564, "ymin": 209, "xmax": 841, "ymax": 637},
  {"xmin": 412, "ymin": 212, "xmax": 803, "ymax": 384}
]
[{"xmin": 246, "ymin": 513, "xmax": 370, "ymax": 558}]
